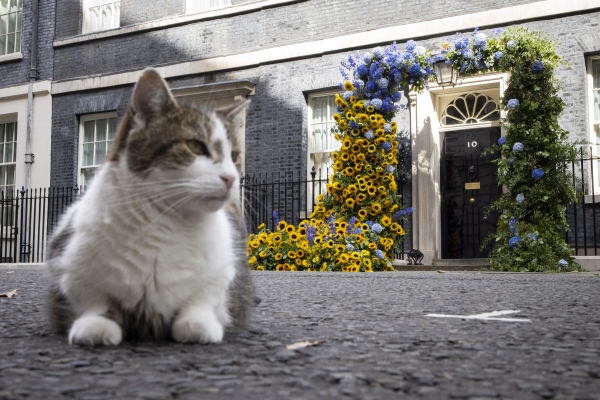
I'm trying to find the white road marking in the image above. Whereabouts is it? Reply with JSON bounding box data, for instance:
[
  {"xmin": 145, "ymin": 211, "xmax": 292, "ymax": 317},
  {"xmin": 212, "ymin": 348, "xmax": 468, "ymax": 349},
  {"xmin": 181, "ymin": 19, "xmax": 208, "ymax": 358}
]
[{"xmin": 426, "ymin": 310, "xmax": 531, "ymax": 323}]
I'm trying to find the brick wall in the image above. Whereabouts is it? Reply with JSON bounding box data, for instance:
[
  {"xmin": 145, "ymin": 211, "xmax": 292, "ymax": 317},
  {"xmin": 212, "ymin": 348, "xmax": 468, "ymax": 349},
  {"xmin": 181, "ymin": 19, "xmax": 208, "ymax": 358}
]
[
  {"xmin": 0, "ymin": 0, "xmax": 55, "ymax": 88},
  {"xmin": 120, "ymin": 0, "xmax": 185, "ymax": 26}
]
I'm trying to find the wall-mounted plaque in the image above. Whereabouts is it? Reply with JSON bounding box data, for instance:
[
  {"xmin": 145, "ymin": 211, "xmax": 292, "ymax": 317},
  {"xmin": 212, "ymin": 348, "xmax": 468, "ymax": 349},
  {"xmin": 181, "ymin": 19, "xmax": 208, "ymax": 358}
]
[{"xmin": 465, "ymin": 182, "xmax": 480, "ymax": 190}]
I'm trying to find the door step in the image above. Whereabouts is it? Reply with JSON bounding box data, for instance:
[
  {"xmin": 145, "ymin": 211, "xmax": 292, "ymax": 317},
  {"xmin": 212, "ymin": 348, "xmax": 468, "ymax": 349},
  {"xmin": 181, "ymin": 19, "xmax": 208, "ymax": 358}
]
[{"xmin": 392, "ymin": 258, "xmax": 489, "ymax": 271}]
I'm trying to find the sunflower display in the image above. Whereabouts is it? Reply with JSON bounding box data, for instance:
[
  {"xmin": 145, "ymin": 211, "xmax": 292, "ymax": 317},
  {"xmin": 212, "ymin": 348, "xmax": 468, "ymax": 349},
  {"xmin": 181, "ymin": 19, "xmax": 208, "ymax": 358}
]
[{"xmin": 247, "ymin": 42, "xmax": 430, "ymax": 271}]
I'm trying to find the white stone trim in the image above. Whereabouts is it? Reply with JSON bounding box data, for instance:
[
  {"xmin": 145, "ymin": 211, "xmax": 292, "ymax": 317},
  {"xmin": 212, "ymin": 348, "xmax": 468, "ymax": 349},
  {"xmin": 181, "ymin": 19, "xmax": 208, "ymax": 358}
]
[
  {"xmin": 54, "ymin": 0, "xmax": 305, "ymax": 48},
  {"xmin": 51, "ymin": 0, "xmax": 600, "ymax": 95},
  {"xmin": 0, "ymin": 52, "xmax": 23, "ymax": 64},
  {"xmin": 0, "ymin": 81, "xmax": 51, "ymax": 100}
]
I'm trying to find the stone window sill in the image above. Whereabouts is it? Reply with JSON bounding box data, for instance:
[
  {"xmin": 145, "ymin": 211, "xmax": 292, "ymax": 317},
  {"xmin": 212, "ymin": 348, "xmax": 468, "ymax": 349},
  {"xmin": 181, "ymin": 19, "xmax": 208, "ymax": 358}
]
[
  {"xmin": 0, "ymin": 52, "xmax": 23, "ymax": 64},
  {"xmin": 53, "ymin": 0, "xmax": 306, "ymax": 48}
]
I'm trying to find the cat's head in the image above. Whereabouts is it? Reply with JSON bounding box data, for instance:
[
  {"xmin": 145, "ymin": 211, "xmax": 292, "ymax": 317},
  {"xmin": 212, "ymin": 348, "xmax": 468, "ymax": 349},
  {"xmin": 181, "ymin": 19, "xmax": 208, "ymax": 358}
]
[{"xmin": 108, "ymin": 68, "xmax": 248, "ymax": 213}]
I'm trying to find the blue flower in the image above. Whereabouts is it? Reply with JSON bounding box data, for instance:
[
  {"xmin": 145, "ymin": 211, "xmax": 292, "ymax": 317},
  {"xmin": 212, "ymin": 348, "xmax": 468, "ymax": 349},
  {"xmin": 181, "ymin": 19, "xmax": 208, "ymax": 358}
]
[
  {"xmin": 357, "ymin": 64, "xmax": 369, "ymax": 76},
  {"xmin": 506, "ymin": 40, "xmax": 517, "ymax": 50},
  {"xmin": 327, "ymin": 213, "xmax": 337, "ymax": 235},
  {"xmin": 532, "ymin": 168, "xmax": 544, "ymax": 181},
  {"xmin": 363, "ymin": 53, "xmax": 372, "ymax": 63},
  {"xmin": 365, "ymin": 221, "xmax": 374, "ymax": 229},
  {"xmin": 408, "ymin": 64, "xmax": 422, "ymax": 77},
  {"xmin": 354, "ymin": 79, "xmax": 365, "ymax": 90},
  {"xmin": 375, "ymin": 250, "xmax": 384, "ymax": 260},
  {"xmin": 272, "ymin": 211, "xmax": 280, "ymax": 227},
  {"xmin": 509, "ymin": 236, "xmax": 521, "ymax": 248},
  {"xmin": 384, "ymin": 123, "xmax": 392, "ymax": 133},
  {"xmin": 371, "ymin": 99, "xmax": 383, "ymax": 110},
  {"xmin": 405, "ymin": 40, "xmax": 417, "ymax": 51},
  {"xmin": 343, "ymin": 91, "xmax": 354, "ymax": 100},
  {"xmin": 414, "ymin": 46, "xmax": 426, "ymax": 56},
  {"xmin": 353, "ymin": 228, "xmax": 362, "ymax": 235},
  {"xmin": 493, "ymin": 51, "xmax": 504, "ymax": 61},
  {"xmin": 508, "ymin": 157, "xmax": 515, "ymax": 166},
  {"xmin": 365, "ymin": 130, "xmax": 375, "ymax": 140},
  {"xmin": 381, "ymin": 141, "xmax": 392, "ymax": 152},
  {"xmin": 385, "ymin": 165, "xmax": 395, "ymax": 174},
  {"xmin": 346, "ymin": 244, "xmax": 354, "ymax": 251},
  {"xmin": 558, "ymin": 259, "xmax": 568, "ymax": 267},
  {"xmin": 507, "ymin": 99, "xmax": 520, "ymax": 110},
  {"xmin": 392, "ymin": 207, "xmax": 415, "ymax": 221},
  {"xmin": 349, "ymin": 121, "xmax": 360, "ymax": 130},
  {"xmin": 377, "ymin": 78, "xmax": 389, "ymax": 89},
  {"xmin": 373, "ymin": 47, "xmax": 384, "ymax": 59},
  {"xmin": 371, "ymin": 223, "xmax": 383, "ymax": 234},
  {"xmin": 509, "ymin": 217, "xmax": 518, "ymax": 235},
  {"xmin": 392, "ymin": 91, "xmax": 402, "ymax": 102},
  {"xmin": 527, "ymin": 233, "xmax": 538, "ymax": 241},
  {"xmin": 474, "ymin": 33, "xmax": 487, "ymax": 47},
  {"xmin": 516, "ymin": 193, "xmax": 525, "ymax": 204},
  {"xmin": 462, "ymin": 48, "xmax": 474, "ymax": 60},
  {"xmin": 513, "ymin": 142, "xmax": 524, "ymax": 152},
  {"xmin": 306, "ymin": 225, "xmax": 318, "ymax": 246},
  {"xmin": 454, "ymin": 37, "xmax": 469, "ymax": 50},
  {"xmin": 402, "ymin": 52, "xmax": 415, "ymax": 63},
  {"xmin": 498, "ymin": 137, "xmax": 507, "ymax": 146},
  {"xmin": 532, "ymin": 60, "xmax": 543, "ymax": 73}
]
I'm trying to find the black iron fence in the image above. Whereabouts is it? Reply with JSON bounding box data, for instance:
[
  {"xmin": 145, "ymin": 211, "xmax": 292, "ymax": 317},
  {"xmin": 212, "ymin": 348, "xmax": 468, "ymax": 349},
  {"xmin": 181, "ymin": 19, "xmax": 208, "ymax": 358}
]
[
  {"xmin": 564, "ymin": 149, "xmax": 600, "ymax": 256},
  {"xmin": 0, "ymin": 187, "xmax": 80, "ymax": 263}
]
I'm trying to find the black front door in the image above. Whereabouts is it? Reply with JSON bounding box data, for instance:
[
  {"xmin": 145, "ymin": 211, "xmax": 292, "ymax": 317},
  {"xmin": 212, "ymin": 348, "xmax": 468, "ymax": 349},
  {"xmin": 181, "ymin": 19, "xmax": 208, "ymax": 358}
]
[{"xmin": 441, "ymin": 128, "xmax": 501, "ymax": 259}]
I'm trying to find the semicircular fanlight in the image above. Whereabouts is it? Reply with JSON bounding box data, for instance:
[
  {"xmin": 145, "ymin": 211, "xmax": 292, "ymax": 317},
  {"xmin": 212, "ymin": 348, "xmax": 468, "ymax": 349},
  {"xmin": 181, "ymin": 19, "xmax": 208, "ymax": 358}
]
[{"xmin": 441, "ymin": 93, "xmax": 500, "ymax": 126}]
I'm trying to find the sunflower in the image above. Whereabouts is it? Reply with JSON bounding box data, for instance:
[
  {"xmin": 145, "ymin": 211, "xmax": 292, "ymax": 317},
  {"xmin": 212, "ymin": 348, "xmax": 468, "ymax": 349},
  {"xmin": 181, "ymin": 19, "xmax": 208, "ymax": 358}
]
[
  {"xmin": 286, "ymin": 225, "xmax": 295, "ymax": 233},
  {"xmin": 277, "ymin": 221, "xmax": 287, "ymax": 231},
  {"xmin": 344, "ymin": 81, "xmax": 355, "ymax": 91},
  {"xmin": 368, "ymin": 144, "xmax": 376, "ymax": 153},
  {"xmin": 314, "ymin": 236, "xmax": 323, "ymax": 245},
  {"xmin": 335, "ymin": 98, "xmax": 347, "ymax": 108},
  {"xmin": 287, "ymin": 251, "xmax": 296, "ymax": 258},
  {"xmin": 341, "ymin": 153, "xmax": 349, "ymax": 162},
  {"xmin": 361, "ymin": 126, "xmax": 369, "ymax": 133},
  {"xmin": 296, "ymin": 249, "xmax": 304, "ymax": 258},
  {"xmin": 364, "ymin": 264, "xmax": 372, "ymax": 272},
  {"xmin": 333, "ymin": 114, "xmax": 341, "ymax": 123},
  {"xmin": 367, "ymin": 186, "xmax": 377, "ymax": 196},
  {"xmin": 346, "ymin": 198, "xmax": 355, "ymax": 208},
  {"xmin": 351, "ymin": 129, "xmax": 360, "ymax": 136},
  {"xmin": 358, "ymin": 209, "xmax": 367, "ymax": 218},
  {"xmin": 256, "ymin": 266, "xmax": 265, "ymax": 271},
  {"xmin": 320, "ymin": 263, "xmax": 328, "ymax": 271},
  {"xmin": 340, "ymin": 254, "xmax": 349, "ymax": 263},
  {"xmin": 357, "ymin": 113, "xmax": 369, "ymax": 122},
  {"xmin": 340, "ymin": 121, "xmax": 348, "ymax": 130},
  {"xmin": 371, "ymin": 203, "xmax": 382, "ymax": 213},
  {"xmin": 347, "ymin": 184, "xmax": 358, "ymax": 194},
  {"xmin": 366, "ymin": 105, "xmax": 375, "ymax": 113},
  {"xmin": 352, "ymin": 102, "xmax": 362, "ymax": 111},
  {"xmin": 276, "ymin": 264, "xmax": 284, "ymax": 271},
  {"xmin": 295, "ymin": 259, "xmax": 302, "ymax": 266},
  {"xmin": 381, "ymin": 215, "xmax": 392, "ymax": 226},
  {"xmin": 249, "ymin": 256, "xmax": 257, "ymax": 264},
  {"xmin": 350, "ymin": 96, "xmax": 357, "ymax": 104}
]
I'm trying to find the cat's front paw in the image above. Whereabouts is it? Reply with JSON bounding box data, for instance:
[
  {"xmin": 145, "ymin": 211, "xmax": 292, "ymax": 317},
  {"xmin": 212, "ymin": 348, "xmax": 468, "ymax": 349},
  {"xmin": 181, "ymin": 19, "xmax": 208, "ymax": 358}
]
[
  {"xmin": 69, "ymin": 314, "xmax": 122, "ymax": 346},
  {"xmin": 172, "ymin": 313, "xmax": 224, "ymax": 344}
]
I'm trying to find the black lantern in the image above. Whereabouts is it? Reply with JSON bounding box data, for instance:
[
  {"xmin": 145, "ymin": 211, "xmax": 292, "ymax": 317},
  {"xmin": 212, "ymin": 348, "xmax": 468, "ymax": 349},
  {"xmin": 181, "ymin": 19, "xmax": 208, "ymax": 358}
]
[{"xmin": 434, "ymin": 59, "xmax": 457, "ymax": 88}]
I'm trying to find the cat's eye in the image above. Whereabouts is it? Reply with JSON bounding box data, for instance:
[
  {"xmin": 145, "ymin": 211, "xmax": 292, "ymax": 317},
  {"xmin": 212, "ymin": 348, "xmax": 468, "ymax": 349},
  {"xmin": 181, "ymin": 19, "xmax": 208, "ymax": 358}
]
[
  {"xmin": 186, "ymin": 140, "xmax": 208, "ymax": 156},
  {"xmin": 231, "ymin": 151, "xmax": 239, "ymax": 162}
]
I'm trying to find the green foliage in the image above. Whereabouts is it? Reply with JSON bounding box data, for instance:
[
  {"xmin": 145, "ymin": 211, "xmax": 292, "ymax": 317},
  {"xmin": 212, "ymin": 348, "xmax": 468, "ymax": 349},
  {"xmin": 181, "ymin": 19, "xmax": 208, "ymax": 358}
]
[{"xmin": 481, "ymin": 27, "xmax": 582, "ymax": 272}]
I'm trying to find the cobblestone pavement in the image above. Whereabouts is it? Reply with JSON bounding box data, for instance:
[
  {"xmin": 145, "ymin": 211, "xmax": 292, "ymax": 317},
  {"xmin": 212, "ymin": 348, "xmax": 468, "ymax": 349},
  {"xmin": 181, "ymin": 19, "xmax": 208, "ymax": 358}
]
[{"xmin": 1, "ymin": 270, "xmax": 599, "ymax": 400}]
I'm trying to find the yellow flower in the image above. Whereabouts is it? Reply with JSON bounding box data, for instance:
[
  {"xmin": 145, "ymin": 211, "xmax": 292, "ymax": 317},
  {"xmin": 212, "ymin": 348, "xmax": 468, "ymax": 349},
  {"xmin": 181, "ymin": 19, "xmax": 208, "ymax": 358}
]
[
  {"xmin": 371, "ymin": 203, "xmax": 382, "ymax": 213},
  {"xmin": 259, "ymin": 251, "xmax": 268, "ymax": 258},
  {"xmin": 368, "ymin": 144, "xmax": 376, "ymax": 153},
  {"xmin": 320, "ymin": 263, "xmax": 328, "ymax": 271},
  {"xmin": 348, "ymin": 184, "xmax": 358, "ymax": 194},
  {"xmin": 296, "ymin": 250, "xmax": 304, "ymax": 258},
  {"xmin": 302, "ymin": 259, "xmax": 309, "ymax": 267},
  {"xmin": 381, "ymin": 215, "xmax": 391, "ymax": 226},
  {"xmin": 346, "ymin": 198, "xmax": 355, "ymax": 208},
  {"xmin": 250, "ymin": 241, "xmax": 259, "ymax": 248},
  {"xmin": 284, "ymin": 264, "xmax": 291, "ymax": 271},
  {"xmin": 314, "ymin": 236, "xmax": 323, "ymax": 245},
  {"xmin": 295, "ymin": 259, "xmax": 302, "ymax": 266},
  {"xmin": 258, "ymin": 223, "xmax": 265, "ymax": 230},
  {"xmin": 301, "ymin": 241, "xmax": 310, "ymax": 250},
  {"xmin": 366, "ymin": 105, "xmax": 375, "ymax": 113},
  {"xmin": 277, "ymin": 221, "xmax": 287, "ymax": 231},
  {"xmin": 288, "ymin": 251, "xmax": 296, "ymax": 258},
  {"xmin": 361, "ymin": 250, "xmax": 370, "ymax": 257},
  {"xmin": 358, "ymin": 209, "xmax": 367, "ymax": 218},
  {"xmin": 276, "ymin": 264, "xmax": 284, "ymax": 271},
  {"xmin": 275, "ymin": 253, "xmax": 282, "ymax": 260},
  {"xmin": 344, "ymin": 81, "xmax": 355, "ymax": 91},
  {"xmin": 257, "ymin": 266, "xmax": 265, "ymax": 271},
  {"xmin": 290, "ymin": 232, "xmax": 299, "ymax": 241},
  {"xmin": 333, "ymin": 114, "xmax": 341, "ymax": 123},
  {"xmin": 249, "ymin": 256, "xmax": 257, "ymax": 264}
]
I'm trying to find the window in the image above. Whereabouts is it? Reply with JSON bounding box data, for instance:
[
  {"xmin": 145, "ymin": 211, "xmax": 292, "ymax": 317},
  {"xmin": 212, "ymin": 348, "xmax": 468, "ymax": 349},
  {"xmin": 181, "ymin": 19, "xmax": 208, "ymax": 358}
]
[
  {"xmin": 309, "ymin": 94, "xmax": 341, "ymax": 178},
  {"xmin": 440, "ymin": 93, "xmax": 500, "ymax": 126},
  {"xmin": 83, "ymin": 0, "xmax": 120, "ymax": 34},
  {"xmin": 187, "ymin": 0, "xmax": 231, "ymax": 14},
  {"xmin": 0, "ymin": 121, "xmax": 16, "ymax": 196},
  {"xmin": 79, "ymin": 114, "xmax": 117, "ymax": 189},
  {"xmin": 0, "ymin": 0, "xmax": 22, "ymax": 56},
  {"xmin": 589, "ymin": 57, "xmax": 600, "ymax": 194}
]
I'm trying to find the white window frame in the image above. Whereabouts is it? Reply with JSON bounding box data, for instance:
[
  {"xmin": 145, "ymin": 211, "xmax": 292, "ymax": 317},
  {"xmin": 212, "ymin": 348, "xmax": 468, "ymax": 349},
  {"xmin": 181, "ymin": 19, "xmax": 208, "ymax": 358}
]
[
  {"xmin": 78, "ymin": 112, "xmax": 117, "ymax": 189},
  {"xmin": 186, "ymin": 0, "xmax": 232, "ymax": 15},
  {"xmin": 0, "ymin": 0, "xmax": 23, "ymax": 57},
  {"xmin": 0, "ymin": 116, "xmax": 17, "ymax": 198},
  {"xmin": 82, "ymin": 0, "xmax": 120, "ymax": 34},
  {"xmin": 306, "ymin": 90, "xmax": 342, "ymax": 212},
  {"xmin": 586, "ymin": 56, "xmax": 600, "ymax": 195}
]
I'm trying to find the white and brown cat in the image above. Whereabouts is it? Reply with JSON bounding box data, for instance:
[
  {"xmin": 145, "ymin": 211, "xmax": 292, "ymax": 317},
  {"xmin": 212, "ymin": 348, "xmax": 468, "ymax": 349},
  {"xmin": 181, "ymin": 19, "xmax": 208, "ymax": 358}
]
[{"xmin": 47, "ymin": 68, "xmax": 256, "ymax": 346}]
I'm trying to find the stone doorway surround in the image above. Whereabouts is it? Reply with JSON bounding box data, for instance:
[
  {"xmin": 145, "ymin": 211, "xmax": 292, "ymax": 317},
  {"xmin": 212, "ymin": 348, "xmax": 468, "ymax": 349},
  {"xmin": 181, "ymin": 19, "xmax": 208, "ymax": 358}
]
[{"xmin": 409, "ymin": 72, "xmax": 508, "ymax": 265}]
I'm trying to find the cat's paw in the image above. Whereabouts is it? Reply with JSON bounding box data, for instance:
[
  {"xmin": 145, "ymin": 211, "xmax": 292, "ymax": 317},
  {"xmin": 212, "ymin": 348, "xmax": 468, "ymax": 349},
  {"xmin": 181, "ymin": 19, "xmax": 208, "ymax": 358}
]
[
  {"xmin": 69, "ymin": 314, "xmax": 122, "ymax": 346},
  {"xmin": 172, "ymin": 313, "xmax": 224, "ymax": 344}
]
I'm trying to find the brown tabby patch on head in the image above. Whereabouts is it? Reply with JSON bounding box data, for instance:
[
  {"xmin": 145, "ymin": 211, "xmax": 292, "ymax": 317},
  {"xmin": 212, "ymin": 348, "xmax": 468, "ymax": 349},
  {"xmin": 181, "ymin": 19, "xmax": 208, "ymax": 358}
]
[{"xmin": 107, "ymin": 69, "xmax": 248, "ymax": 173}]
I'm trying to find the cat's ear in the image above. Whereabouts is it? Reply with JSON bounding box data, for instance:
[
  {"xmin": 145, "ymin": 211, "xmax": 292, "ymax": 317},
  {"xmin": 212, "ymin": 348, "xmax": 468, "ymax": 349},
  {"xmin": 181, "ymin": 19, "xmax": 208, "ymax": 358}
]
[
  {"xmin": 131, "ymin": 68, "xmax": 178, "ymax": 120},
  {"xmin": 216, "ymin": 100, "xmax": 251, "ymax": 125}
]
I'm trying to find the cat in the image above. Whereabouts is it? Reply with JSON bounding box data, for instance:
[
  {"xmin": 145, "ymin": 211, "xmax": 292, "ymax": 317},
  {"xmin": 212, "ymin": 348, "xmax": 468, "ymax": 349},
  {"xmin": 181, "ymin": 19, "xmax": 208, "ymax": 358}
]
[{"xmin": 47, "ymin": 68, "xmax": 256, "ymax": 346}]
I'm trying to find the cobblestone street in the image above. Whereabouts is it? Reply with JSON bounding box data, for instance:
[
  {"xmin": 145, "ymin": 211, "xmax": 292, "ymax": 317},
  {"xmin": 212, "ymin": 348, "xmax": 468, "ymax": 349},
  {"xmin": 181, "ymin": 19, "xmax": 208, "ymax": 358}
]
[{"xmin": 1, "ymin": 270, "xmax": 599, "ymax": 400}]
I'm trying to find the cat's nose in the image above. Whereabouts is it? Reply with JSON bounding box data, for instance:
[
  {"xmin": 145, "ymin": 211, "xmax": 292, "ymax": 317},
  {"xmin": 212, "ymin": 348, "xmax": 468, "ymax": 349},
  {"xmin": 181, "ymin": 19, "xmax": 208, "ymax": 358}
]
[{"xmin": 220, "ymin": 174, "xmax": 235, "ymax": 190}]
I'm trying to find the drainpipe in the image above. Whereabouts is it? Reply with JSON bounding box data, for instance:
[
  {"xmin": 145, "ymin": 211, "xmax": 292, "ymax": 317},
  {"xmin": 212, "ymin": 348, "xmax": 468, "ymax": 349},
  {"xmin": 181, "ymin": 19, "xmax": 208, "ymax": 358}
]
[
  {"xmin": 22, "ymin": 0, "xmax": 38, "ymax": 261},
  {"xmin": 24, "ymin": 0, "xmax": 39, "ymax": 190}
]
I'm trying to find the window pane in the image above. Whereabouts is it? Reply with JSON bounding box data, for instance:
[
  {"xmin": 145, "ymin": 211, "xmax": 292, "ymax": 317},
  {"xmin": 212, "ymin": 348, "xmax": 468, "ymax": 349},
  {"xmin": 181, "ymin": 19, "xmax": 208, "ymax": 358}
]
[
  {"xmin": 312, "ymin": 97, "xmax": 327, "ymax": 124},
  {"xmin": 15, "ymin": 10, "xmax": 20, "ymax": 31},
  {"xmin": 101, "ymin": 4, "xmax": 113, "ymax": 30},
  {"xmin": 8, "ymin": 0, "xmax": 16, "ymax": 12},
  {"xmin": 94, "ymin": 141, "xmax": 107, "ymax": 165},
  {"xmin": 5, "ymin": 164, "xmax": 14, "ymax": 185},
  {"xmin": 0, "ymin": 165, "xmax": 6, "ymax": 187},
  {"xmin": 82, "ymin": 168, "xmax": 97, "ymax": 189},
  {"xmin": 328, "ymin": 95, "xmax": 337, "ymax": 119},
  {"xmin": 13, "ymin": 30, "xmax": 18, "ymax": 52},
  {"xmin": 0, "ymin": 144, "xmax": 4, "ymax": 163},
  {"xmin": 0, "ymin": 0, "xmax": 7, "ymax": 15},
  {"xmin": 594, "ymin": 89, "xmax": 600, "ymax": 122},
  {"xmin": 6, "ymin": 31, "xmax": 13, "ymax": 53},
  {"xmin": 0, "ymin": 34, "xmax": 5, "ymax": 56},
  {"xmin": 95, "ymin": 119, "xmax": 107, "ymax": 141},
  {"xmin": 5, "ymin": 122, "xmax": 13, "ymax": 142},
  {"xmin": 83, "ymin": 120, "xmax": 95, "ymax": 143},
  {"xmin": 113, "ymin": 2, "xmax": 120, "ymax": 28},
  {"xmin": 82, "ymin": 143, "xmax": 94, "ymax": 166},
  {"xmin": 87, "ymin": 6, "xmax": 99, "ymax": 33},
  {"xmin": 0, "ymin": 14, "xmax": 7, "ymax": 35},
  {"xmin": 312, "ymin": 124, "xmax": 325, "ymax": 152},
  {"xmin": 17, "ymin": 0, "xmax": 20, "ymax": 9},
  {"xmin": 107, "ymin": 117, "xmax": 117, "ymax": 140},
  {"xmin": 0, "ymin": 124, "xmax": 4, "ymax": 143},
  {"xmin": 4, "ymin": 143, "xmax": 13, "ymax": 165},
  {"xmin": 7, "ymin": 9, "xmax": 14, "ymax": 32},
  {"xmin": 593, "ymin": 60, "xmax": 600, "ymax": 90}
]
